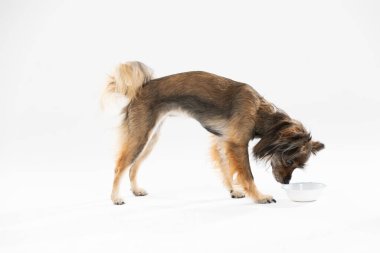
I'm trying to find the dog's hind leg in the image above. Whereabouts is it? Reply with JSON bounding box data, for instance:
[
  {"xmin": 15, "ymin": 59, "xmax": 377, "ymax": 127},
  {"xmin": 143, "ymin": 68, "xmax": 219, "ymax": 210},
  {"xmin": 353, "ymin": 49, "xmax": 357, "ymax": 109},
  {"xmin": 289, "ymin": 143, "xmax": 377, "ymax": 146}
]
[
  {"xmin": 224, "ymin": 142, "xmax": 276, "ymax": 204},
  {"xmin": 210, "ymin": 137, "xmax": 245, "ymax": 199},
  {"xmin": 111, "ymin": 123, "xmax": 152, "ymax": 205},
  {"xmin": 129, "ymin": 123, "xmax": 162, "ymax": 197}
]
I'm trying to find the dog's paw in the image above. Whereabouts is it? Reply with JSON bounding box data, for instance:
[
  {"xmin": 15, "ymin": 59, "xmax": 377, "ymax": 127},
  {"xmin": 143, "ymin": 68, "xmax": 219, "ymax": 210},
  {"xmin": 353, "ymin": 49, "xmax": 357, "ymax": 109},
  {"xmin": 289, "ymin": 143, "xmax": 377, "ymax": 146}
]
[
  {"xmin": 112, "ymin": 196, "xmax": 126, "ymax": 205},
  {"xmin": 132, "ymin": 188, "xmax": 148, "ymax": 197},
  {"xmin": 254, "ymin": 194, "xmax": 276, "ymax": 204},
  {"xmin": 230, "ymin": 190, "xmax": 245, "ymax": 199}
]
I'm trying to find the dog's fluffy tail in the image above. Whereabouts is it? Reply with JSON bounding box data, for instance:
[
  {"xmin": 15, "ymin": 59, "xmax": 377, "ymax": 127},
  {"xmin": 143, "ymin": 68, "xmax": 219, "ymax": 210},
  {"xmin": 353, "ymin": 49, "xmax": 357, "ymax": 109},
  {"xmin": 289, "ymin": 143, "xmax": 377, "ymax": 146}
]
[{"xmin": 102, "ymin": 61, "xmax": 153, "ymax": 107}]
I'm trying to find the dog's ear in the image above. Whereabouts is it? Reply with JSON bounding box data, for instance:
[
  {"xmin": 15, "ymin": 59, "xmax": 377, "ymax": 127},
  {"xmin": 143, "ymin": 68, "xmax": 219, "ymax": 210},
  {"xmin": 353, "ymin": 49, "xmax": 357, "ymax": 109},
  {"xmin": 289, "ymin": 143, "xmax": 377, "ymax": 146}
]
[
  {"xmin": 253, "ymin": 138, "xmax": 277, "ymax": 160},
  {"xmin": 311, "ymin": 141, "xmax": 325, "ymax": 154}
]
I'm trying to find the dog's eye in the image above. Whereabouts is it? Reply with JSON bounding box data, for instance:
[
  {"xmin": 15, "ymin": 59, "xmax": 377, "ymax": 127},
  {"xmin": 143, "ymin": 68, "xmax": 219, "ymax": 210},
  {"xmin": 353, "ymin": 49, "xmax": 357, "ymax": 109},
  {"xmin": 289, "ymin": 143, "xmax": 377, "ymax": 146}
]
[{"xmin": 286, "ymin": 160, "xmax": 294, "ymax": 166}]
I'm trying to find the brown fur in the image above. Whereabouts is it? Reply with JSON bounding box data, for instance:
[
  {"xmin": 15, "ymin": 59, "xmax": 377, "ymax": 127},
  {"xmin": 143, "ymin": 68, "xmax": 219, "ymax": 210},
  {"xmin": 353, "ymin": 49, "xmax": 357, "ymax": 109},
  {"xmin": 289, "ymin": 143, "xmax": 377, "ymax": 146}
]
[{"xmin": 104, "ymin": 61, "xmax": 324, "ymax": 205}]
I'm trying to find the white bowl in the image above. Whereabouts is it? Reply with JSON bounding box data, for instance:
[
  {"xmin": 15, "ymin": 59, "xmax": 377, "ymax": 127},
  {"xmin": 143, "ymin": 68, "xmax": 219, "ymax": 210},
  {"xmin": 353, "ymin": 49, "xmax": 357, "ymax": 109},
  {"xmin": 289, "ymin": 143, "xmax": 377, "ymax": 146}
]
[{"xmin": 282, "ymin": 182, "xmax": 326, "ymax": 202}]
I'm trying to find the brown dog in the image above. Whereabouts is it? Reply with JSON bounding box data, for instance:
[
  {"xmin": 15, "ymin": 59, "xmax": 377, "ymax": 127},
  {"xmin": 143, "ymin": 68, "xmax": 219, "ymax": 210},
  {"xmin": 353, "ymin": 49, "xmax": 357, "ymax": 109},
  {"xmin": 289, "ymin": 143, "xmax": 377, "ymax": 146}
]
[{"xmin": 103, "ymin": 61, "xmax": 324, "ymax": 205}]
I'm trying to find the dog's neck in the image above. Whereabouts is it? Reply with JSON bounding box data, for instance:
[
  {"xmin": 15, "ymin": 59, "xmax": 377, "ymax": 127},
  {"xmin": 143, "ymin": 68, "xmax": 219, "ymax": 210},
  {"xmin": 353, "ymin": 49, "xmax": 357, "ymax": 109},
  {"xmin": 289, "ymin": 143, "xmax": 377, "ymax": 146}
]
[{"xmin": 254, "ymin": 104, "xmax": 292, "ymax": 138}]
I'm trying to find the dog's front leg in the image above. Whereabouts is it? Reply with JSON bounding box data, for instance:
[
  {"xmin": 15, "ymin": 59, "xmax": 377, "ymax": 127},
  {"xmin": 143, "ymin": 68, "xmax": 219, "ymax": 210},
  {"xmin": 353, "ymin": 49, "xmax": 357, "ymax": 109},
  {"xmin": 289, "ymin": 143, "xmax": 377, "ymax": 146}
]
[{"xmin": 225, "ymin": 142, "xmax": 276, "ymax": 204}]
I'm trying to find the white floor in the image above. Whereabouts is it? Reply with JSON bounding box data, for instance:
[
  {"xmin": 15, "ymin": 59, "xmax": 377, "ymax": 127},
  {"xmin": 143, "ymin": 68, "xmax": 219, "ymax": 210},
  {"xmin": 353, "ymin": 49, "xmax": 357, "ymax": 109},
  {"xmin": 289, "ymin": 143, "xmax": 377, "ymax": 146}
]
[{"xmin": 1, "ymin": 151, "xmax": 379, "ymax": 253}]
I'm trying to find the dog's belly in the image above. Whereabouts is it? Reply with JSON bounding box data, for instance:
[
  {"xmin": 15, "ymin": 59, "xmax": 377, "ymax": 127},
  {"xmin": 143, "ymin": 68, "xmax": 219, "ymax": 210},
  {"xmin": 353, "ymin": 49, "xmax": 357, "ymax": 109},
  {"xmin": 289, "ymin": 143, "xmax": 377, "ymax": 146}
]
[{"xmin": 159, "ymin": 108, "xmax": 226, "ymax": 137}]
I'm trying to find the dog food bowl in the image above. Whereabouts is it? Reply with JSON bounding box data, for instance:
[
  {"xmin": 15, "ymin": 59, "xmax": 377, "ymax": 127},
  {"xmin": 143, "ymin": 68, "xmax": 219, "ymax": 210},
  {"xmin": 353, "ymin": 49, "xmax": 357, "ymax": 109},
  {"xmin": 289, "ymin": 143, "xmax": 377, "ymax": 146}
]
[{"xmin": 282, "ymin": 182, "xmax": 326, "ymax": 202}]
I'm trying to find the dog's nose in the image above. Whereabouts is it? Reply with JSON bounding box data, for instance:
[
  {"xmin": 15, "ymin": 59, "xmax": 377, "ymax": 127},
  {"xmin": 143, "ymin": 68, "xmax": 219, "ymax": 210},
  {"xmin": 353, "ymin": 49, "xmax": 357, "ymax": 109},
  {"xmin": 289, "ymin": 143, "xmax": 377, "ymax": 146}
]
[{"xmin": 283, "ymin": 176, "xmax": 291, "ymax": 184}]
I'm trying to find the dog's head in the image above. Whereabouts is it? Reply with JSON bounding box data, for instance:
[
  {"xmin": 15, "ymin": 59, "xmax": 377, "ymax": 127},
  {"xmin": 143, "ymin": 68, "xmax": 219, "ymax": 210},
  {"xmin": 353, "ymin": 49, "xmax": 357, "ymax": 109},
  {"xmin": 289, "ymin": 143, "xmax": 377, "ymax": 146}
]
[{"xmin": 254, "ymin": 120, "xmax": 324, "ymax": 184}]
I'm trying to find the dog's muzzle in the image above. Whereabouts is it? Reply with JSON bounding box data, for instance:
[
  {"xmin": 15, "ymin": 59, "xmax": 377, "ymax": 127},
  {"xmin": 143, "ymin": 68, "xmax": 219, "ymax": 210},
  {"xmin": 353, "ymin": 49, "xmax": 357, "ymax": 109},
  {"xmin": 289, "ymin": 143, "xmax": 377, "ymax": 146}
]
[{"xmin": 282, "ymin": 175, "xmax": 291, "ymax": 184}]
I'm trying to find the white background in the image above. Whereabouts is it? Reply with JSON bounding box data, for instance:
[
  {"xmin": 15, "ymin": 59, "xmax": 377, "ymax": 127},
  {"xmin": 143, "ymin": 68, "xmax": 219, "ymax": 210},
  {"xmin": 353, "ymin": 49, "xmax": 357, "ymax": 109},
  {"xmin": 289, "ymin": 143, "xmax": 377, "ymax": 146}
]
[{"xmin": 1, "ymin": 0, "xmax": 380, "ymax": 252}]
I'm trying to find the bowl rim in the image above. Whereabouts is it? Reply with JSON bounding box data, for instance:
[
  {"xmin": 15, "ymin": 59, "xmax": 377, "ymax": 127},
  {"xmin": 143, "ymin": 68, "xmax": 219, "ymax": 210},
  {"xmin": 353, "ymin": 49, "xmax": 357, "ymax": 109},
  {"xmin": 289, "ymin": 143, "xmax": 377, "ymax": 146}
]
[{"xmin": 281, "ymin": 182, "xmax": 326, "ymax": 191}]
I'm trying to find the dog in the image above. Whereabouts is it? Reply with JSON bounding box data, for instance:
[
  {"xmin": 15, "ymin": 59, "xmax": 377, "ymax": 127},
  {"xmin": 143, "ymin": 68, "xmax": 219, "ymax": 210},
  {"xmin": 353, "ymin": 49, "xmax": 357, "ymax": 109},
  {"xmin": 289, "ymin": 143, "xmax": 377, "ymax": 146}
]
[{"xmin": 103, "ymin": 61, "xmax": 325, "ymax": 205}]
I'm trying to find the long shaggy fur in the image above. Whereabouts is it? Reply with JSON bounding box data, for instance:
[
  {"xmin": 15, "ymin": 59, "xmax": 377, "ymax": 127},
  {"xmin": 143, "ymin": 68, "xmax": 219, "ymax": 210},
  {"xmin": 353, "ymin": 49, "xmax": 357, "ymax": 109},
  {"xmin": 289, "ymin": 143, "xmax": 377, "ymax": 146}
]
[
  {"xmin": 103, "ymin": 61, "xmax": 153, "ymax": 103},
  {"xmin": 104, "ymin": 60, "xmax": 325, "ymax": 205}
]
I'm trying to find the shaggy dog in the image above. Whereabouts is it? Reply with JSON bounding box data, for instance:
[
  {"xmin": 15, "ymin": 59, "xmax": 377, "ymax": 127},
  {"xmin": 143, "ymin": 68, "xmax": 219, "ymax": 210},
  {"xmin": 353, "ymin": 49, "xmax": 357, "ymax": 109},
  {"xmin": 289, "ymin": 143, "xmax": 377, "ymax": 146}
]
[{"xmin": 103, "ymin": 61, "xmax": 324, "ymax": 205}]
